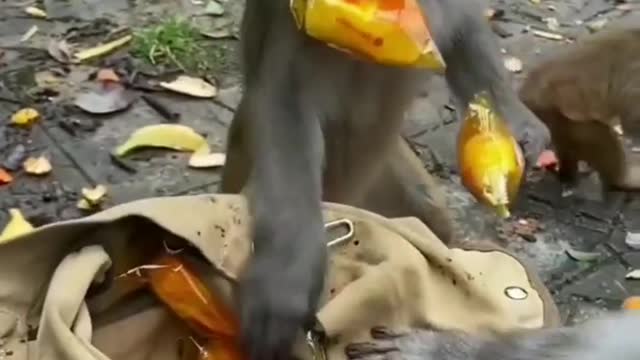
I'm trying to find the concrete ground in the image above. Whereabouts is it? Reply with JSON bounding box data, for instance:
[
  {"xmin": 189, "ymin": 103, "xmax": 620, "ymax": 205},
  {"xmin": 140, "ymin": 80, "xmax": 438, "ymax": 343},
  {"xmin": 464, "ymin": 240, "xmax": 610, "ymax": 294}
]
[{"xmin": 1, "ymin": 0, "xmax": 640, "ymax": 326}]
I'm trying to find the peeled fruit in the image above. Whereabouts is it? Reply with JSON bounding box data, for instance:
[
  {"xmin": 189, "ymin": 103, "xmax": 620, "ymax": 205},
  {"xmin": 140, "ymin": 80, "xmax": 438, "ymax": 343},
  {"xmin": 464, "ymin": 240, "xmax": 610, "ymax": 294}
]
[{"xmin": 457, "ymin": 92, "xmax": 524, "ymax": 218}]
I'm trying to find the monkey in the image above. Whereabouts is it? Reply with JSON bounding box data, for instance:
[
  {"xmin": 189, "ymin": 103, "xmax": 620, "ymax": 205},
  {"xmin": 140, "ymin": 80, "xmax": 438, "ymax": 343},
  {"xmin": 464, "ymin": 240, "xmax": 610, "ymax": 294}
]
[
  {"xmin": 220, "ymin": 0, "xmax": 551, "ymax": 359},
  {"xmin": 345, "ymin": 311, "xmax": 640, "ymax": 360},
  {"xmin": 519, "ymin": 26, "xmax": 640, "ymax": 192}
]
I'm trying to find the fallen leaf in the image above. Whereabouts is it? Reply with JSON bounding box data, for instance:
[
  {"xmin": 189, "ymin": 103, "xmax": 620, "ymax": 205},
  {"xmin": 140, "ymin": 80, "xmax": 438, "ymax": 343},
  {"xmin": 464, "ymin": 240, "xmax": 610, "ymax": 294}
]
[
  {"xmin": 96, "ymin": 68, "xmax": 120, "ymax": 83},
  {"xmin": 74, "ymin": 35, "xmax": 133, "ymax": 62},
  {"xmin": 48, "ymin": 39, "xmax": 74, "ymax": 63},
  {"xmin": 10, "ymin": 108, "xmax": 40, "ymax": 127},
  {"xmin": 565, "ymin": 247, "xmax": 600, "ymax": 262},
  {"xmin": 189, "ymin": 152, "xmax": 226, "ymax": 168},
  {"xmin": 626, "ymin": 231, "xmax": 640, "ymax": 250},
  {"xmin": 81, "ymin": 184, "xmax": 107, "ymax": 205},
  {"xmin": 544, "ymin": 17, "xmax": 560, "ymax": 31},
  {"xmin": 3, "ymin": 145, "xmax": 27, "ymax": 171},
  {"xmin": 25, "ymin": 6, "xmax": 47, "ymax": 18},
  {"xmin": 74, "ymin": 84, "xmax": 136, "ymax": 114},
  {"xmin": 613, "ymin": 124, "xmax": 624, "ymax": 136},
  {"xmin": 76, "ymin": 198, "xmax": 93, "ymax": 210},
  {"xmin": 204, "ymin": 1, "xmax": 225, "ymax": 15},
  {"xmin": 626, "ymin": 270, "xmax": 640, "ymax": 280},
  {"xmin": 0, "ymin": 169, "xmax": 12, "ymax": 185},
  {"xmin": 623, "ymin": 296, "xmax": 640, "ymax": 310},
  {"xmin": 20, "ymin": 25, "xmax": 38, "ymax": 42},
  {"xmin": 115, "ymin": 124, "xmax": 210, "ymax": 157},
  {"xmin": 200, "ymin": 29, "xmax": 235, "ymax": 39},
  {"xmin": 23, "ymin": 156, "xmax": 52, "ymax": 175},
  {"xmin": 0, "ymin": 209, "xmax": 34, "ymax": 244},
  {"xmin": 535, "ymin": 149, "xmax": 559, "ymax": 170},
  {"xmin": 532, "ymin": 30, "xmax": 564, "ymax": 41},
  {"xmin": 159, "ymin": 76, "xmax": 217, "ymax": 98},
  {"xmin": 587, "ymin": 18, "xmax": 608, "ymax": 33},
  {"xmin": 503, "ymin": 55, "xmax": 523, "ymax": 73}
]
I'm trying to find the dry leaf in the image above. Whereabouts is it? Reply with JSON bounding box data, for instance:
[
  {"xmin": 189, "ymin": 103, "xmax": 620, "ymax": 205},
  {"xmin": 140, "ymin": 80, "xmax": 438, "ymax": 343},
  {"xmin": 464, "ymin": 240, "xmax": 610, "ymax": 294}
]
[
  {"xmin": 503, "ymin": 55, "xmax": 523, "ymax": 73},
  {"xmin": 204, "ymin": 1, "xmax": 225, "ymax": 15},
  {"xmin": 21, "ymin": 25, "xmax": 38, "ymax": 42},
  {"xmin": 115, "ymin": 124, "xmax": 210, "ymax": 157},
  {"xmin": 74, "ymin": 35, "xmax": 133, "ymax": 62},
  {"xmin": 613, "ymin": 124, "xmax": 624, "ymax": 136},
  {"xmin": 626, "ymin": 270, "xmax": 640, "ymax": 280},
  {"xmin": 74, "ymin": 84, "xmax": 136, "ymax": 114},
  {"xmin": 0, "ymin": 209, "xmax": 34, "ymax": 244},
  {"xmin": 96, "ymin": 68, "xmax": 120, "ymax": 83},
  {"xmin": 188, "ymin": 152, "xmax": 226, "ymax": 168},
  {"xmin": 626, "ymin": 231, "xmax": 640, "ymax": 250},
  {"xmin": 48, "ymin": 39, "xmax": 74, "ymax": 63},
  {"xmin": 23, "ymin": 156, "xmax": 52, "ymax": 175},
  {"xmin": 76, "ymin": 198, "xmax": 93, "ymax": 210},
  {"xmin": 0, "ymin": 169, "xmax": 12, "ymax": 185},
  {"xmin": 25, "ymin": 6, "xmax": 47, "ymax": 18},
  {"xmin": 532, "ymin": 30, "xmax": 564, "ymax": 41},
  {"xmin": 81, "ymin": 184, "xmax": 108, "ymax": 205},
  {"xmin": 10, "ymin": 108, "xmax": 40, "ymax": 127},
  {"xmin": 544, "ymin": 17, "xmax": 560, "ymax": 31},
  {"xmin": 565, "ymin": 247, "xmax": 600, "ymax": 262},
  {"xmin": 623, "ymin": 296, "xmax": 640, "ymax": 310},
  {"xmin": 159, "ymin": 76, "xmax": 217, "ymax": 98}
]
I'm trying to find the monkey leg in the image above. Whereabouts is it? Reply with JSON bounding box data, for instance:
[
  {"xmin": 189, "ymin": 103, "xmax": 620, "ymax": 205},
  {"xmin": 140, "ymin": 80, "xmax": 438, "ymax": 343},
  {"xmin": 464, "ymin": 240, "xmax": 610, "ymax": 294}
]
[
  {"xmin": 220, "ymin": 99, "xmax": 252, "ymax": 194},
  {"xmin": 354, "ymin": 137, "xmax": 456, "ymax": 245}
]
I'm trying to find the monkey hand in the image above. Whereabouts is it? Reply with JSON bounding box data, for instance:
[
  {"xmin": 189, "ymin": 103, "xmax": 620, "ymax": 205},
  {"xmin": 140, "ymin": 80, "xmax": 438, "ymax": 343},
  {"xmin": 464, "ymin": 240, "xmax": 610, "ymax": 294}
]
[
  {"xmin": 240, "ymin": 218, "xmax": 328, "ymax": 360},
  {"xmin": 500, "ymin": 98, "xmax": 551, "ymax": 168},
  {"xmin": 345, "ymin": 327, "xmax": 460, "ymax": 360}
]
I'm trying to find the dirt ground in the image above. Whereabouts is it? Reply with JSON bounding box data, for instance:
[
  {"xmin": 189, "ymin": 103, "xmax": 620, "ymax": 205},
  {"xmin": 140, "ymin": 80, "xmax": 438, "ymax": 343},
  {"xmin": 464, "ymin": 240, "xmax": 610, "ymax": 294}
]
[{"xmin": 2, "ymin": 0, "xmax": 640, "ymax": 325}]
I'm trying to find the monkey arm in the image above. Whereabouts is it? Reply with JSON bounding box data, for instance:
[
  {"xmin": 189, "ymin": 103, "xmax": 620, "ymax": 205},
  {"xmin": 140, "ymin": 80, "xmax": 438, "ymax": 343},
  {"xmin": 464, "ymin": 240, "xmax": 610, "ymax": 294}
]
[
  {"xmin": 346, "ymin": 312, "xmax": 640, "ymax": 360},
  {"xmin": 421, "ymin": 0, "xmax": 550, "ymax": 164},
  {"xmin": 237, "ymin": 4, "xmax": 329, "ymax": 359}
]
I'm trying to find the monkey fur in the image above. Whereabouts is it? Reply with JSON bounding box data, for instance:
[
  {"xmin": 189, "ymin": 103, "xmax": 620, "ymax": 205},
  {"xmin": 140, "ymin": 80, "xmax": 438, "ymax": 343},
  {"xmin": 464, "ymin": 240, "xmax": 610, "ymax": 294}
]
[
  {"xmin": 221, "ymin": 1, "xmax": 550, "ymax": 359},
  {"xmin": 519, "ymin": 26, "xmax": 640, "ymax": 191},
  {"xmin": 345, "ymin": 311, "xmax": 640, "ymax": 360}
]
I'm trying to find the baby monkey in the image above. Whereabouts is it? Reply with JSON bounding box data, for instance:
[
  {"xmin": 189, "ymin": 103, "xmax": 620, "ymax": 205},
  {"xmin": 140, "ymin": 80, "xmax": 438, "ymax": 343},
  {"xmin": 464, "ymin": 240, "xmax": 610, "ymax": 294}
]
[
  {"xmin": 346, "ymin": 311, "xmax": 640, "ymax": 360},
  {"xmin": 519, "ymin": 26, "xmax": 640, "ymax": 191}
]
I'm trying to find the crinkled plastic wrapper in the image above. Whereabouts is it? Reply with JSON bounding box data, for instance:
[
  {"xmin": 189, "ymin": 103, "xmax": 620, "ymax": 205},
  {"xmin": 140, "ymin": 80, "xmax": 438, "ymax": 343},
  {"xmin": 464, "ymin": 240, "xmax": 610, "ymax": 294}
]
[
  {"xmin": 290, "ymin": 0, "xmax": 446, "ymax": 71},
  {"xmin": 118, "ymin": 253, "xmax": 246, "ymax": 360},
  {"xmin": 457, "ymin": 93, "xmax": 524, "ymax": 218}
]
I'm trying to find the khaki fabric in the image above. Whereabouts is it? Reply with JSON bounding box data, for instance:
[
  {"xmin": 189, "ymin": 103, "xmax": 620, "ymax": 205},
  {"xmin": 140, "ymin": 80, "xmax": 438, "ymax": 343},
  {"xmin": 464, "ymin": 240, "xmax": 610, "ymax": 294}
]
[{"xmin": 0, "ymin": 194, "xmax": 559, "ymax": 360}]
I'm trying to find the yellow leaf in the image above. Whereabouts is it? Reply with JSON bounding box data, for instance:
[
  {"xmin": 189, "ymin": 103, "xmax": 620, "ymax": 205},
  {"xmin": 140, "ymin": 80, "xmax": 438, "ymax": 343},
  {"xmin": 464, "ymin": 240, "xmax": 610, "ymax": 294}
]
[
  {"xmin": 74, "ymin": 35, "xmax": 133, "ymax": 62},
  {"xmin": 188, "ymin": 152, "xmax": 226, "ymax": 168},
  {"xmin": 10, "ymin": 108, "xmax": 40, "ymax": 127},
  {"xmin": 159, "ymin": 76, "xmax": 217, "ymax": 98},
  {"xmin": 81, "ymin": 184, "xmax": 108, "ymax": 205},
  {"xmin": 0, "ymin": 209, "xmax": 34, "ymax": 244},
  {"xmin": 114, "ymin": 124, "xmax": 210, "ymax": 157},
  {"xmin": 23, "ymin": 156, "xmax": 52, "ymax": 175},
  {"xmin": 76, "ymin": 198, "xmax": 93, "ymax": 210},
  {"xmin": 25, "ymin": 6, "xmax": 47, "ymax": 18}
]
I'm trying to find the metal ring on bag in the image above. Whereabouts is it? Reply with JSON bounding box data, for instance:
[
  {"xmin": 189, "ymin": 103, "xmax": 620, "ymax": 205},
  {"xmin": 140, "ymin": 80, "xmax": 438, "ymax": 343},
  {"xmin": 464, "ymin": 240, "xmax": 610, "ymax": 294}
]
[
  {"xmin": 324, "ymin": 218, "xmax": 355, "ymax": 248},
  {"xmin": 305, "ymin": 330, "xmax": 328, "ymax": 360}
]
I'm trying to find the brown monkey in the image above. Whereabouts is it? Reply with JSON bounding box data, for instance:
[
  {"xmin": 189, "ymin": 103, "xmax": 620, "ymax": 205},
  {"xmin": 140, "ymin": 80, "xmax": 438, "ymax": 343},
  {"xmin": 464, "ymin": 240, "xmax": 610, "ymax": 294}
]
[
  {"xmin": 519, "ymin": 26, "xmax": 640, "ymax": 191},
  {"xmin": 221, "ymin": 1, "xmax": 550, "ymax": 359},
  {"xmin": 345, "ymin": 311, "xmax": 640, "ymax": 360}
]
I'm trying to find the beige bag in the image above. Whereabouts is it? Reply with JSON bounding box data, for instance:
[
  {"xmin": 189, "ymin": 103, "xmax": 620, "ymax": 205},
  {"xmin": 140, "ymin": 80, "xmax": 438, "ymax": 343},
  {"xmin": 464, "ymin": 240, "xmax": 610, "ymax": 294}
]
[{"xmin": 0, "ymin": 194, "xmax": 559, "ymax": 360}]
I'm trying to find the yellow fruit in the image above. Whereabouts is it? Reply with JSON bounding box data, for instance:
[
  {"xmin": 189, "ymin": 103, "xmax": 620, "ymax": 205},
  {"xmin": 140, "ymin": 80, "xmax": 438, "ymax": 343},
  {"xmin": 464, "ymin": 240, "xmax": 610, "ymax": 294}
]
[{"xmin": 457, "ymin": 92, "xmax": 524, "ymax": 218}]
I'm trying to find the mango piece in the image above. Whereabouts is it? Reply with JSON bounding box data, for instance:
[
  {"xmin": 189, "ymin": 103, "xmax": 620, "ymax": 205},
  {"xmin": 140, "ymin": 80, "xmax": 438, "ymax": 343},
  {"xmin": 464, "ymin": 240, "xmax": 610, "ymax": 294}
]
[
  {"xmin": 457, "ymin": 92, "xmax": 524, "ymax": 218},
  {"xmin": 290, "ymin": 0, "xmax": 445, "ymax": 70}
]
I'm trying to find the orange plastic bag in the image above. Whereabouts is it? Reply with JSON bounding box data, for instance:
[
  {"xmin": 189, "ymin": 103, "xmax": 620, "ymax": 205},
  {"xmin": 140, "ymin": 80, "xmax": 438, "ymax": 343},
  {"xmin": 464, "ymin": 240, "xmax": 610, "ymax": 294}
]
[
  {"xmin": 290, "ymin": 0, "xmax": 445, "ymax": 70},
  {"xmin": 458, "ymin": 92, "xmax": 524, "ymax": 218},
  {"xmin": 119, "ymin": 253, "xmax": 245, "ymax": 360}
]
